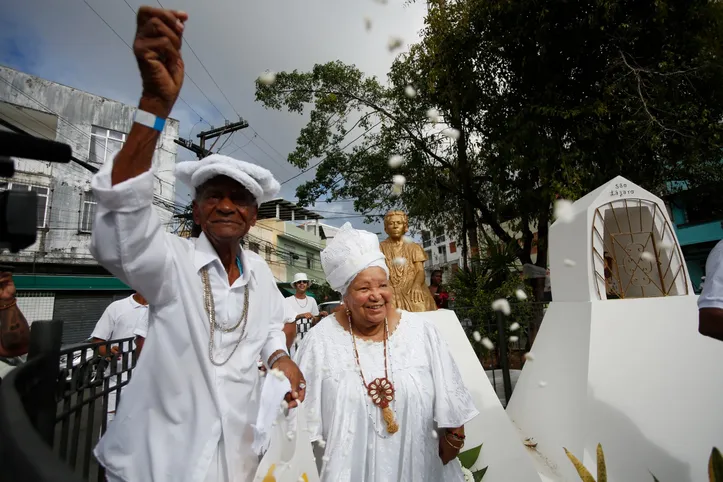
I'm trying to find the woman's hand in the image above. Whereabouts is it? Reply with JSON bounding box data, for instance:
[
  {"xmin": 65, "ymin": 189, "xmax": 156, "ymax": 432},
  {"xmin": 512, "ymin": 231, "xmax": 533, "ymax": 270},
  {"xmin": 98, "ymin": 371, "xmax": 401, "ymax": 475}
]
[{"xmin": 438, "ymin": 429, "xmax": 465, "ymax": 465}]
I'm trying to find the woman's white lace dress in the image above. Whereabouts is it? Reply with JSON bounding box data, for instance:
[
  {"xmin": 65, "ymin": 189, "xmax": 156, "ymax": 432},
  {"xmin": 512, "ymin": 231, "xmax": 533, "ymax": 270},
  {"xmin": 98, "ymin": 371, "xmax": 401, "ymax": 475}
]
[{"xmin": 294, "ymin": 310, "xmax": 479, "ymax": 482}]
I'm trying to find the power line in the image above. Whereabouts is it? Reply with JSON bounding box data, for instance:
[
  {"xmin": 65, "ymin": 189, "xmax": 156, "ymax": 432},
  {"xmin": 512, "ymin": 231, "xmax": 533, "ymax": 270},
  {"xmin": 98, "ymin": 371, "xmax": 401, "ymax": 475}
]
[
  {"xmin": 281, "ymin": 120, "xmax": 382, "ymax": 185},
  {"xmin": 154, "ymin": 0, "xmax": 241, "ymax": 122},
  {"xmin": 82, "ymin": 0, "xmax": 211, "ymax": 125},
  {"xmin": 150, "ymin": 0, "xmax": 295, "ymax": 173},
  {"xmin": 0, "ymin": 77, "xmax": 177, "ymax": 192}
]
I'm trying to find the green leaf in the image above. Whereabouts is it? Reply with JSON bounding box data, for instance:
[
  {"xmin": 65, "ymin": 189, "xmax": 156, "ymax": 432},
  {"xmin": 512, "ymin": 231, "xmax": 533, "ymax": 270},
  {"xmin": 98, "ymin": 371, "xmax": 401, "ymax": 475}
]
[
  {"xmin": 473, "ymin": 466, "xmax": 488, "ymax": 482},
  {"xmin": 597, "ymin": 444, "xmax": 607, "ymax": 482},
  {"xmin": 710, "ymin": 447, "xmax": 723, "ymax": 482},
  {"xmin": 564, "ymin": 448, "xmax": 596, "ymax": 482},
  {"xmin": 458, "ymin": 444, "xmax": 482, "ymax": 470}
]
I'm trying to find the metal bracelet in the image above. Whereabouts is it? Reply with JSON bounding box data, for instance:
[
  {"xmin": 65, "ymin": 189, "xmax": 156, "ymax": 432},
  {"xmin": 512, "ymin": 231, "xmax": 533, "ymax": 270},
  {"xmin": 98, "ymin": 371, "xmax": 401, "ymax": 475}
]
[
  {"xmin": 268, "ymin": 351, "xmax": 289, "ymax": 368},
  {"xmin": 446, "ymin": 430, "xmax": 466, "ymax": 440},
  {"xmin": 443, "ymin": 434, "xmax": 464, "ymax": 451}
]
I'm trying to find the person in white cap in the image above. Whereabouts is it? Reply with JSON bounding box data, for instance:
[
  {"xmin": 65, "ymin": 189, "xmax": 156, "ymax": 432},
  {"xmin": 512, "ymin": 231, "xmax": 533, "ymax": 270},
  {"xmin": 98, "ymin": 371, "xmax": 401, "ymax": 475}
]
[
  {"xmin": 294, "ymin": 223, "xmax": 478, "ymax": 482},
  {"xmin": 90, "ymin": 292, "xmax": 148, "ymax": 424},
  {"xmin": 282, "ymin": 273, "xmax": 328, "ymax": 355},
  {"xmin": 89, "ymin": 7, "xmax": 304, "ymax": 482}
]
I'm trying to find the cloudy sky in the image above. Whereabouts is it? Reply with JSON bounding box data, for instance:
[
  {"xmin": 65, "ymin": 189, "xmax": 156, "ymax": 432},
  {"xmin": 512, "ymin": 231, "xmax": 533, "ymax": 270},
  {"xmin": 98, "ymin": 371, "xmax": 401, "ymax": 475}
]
[{"xmin": 0, "ymin": 0, "xmax": 428, "ymax": 233}]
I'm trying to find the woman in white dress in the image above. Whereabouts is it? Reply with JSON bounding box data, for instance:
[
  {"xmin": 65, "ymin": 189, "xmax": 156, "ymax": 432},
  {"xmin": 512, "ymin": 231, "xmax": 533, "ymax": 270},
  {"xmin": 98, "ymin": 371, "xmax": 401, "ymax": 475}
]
[{"xmin": 294, "ymin": 223, "xmax": 479, "ymax": 482}]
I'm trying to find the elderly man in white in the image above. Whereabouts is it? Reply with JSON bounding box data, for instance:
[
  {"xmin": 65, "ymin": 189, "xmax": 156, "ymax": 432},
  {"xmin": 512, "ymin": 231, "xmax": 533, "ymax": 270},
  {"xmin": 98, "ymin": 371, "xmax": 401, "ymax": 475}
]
[{"xmin": 91, "ymin": 7, "xmax": 305, "ymax": 482}]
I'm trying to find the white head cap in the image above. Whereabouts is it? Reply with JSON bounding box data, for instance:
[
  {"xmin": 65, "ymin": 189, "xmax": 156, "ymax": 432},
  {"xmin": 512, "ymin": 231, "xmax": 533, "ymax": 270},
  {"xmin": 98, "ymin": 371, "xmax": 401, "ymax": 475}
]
[
  {"xmin": 292, "ymin": 272, "xmax": 310, "ymax": 286},
  {"xmin": 175, "ymin": 154, "xmax": 280, "ymax": 205},
  {"xmin": 321, "ymin": 223, "xmax": 389, "ymax": 295}
]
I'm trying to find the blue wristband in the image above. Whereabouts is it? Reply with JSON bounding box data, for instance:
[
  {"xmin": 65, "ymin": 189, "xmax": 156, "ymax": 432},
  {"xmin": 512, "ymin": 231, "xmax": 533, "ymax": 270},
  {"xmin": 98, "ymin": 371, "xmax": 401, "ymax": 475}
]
[{"xmin": 134, "ymin": 109, "xmax": 166, "ymax": 132}]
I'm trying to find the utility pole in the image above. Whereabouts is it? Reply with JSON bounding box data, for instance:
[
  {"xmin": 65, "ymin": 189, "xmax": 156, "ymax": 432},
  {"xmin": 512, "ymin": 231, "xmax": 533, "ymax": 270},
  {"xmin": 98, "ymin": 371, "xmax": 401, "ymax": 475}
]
[{"xmin": 174, "ymin": 118, "xmax": 249, "ymax": 159}]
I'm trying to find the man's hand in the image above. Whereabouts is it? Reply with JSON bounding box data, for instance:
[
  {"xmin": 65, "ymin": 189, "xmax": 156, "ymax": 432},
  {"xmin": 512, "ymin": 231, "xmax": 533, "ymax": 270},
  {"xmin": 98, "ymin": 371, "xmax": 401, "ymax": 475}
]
[
  {"xmin": 134, "ymin": 6, "xmax": 188, "ymax": 118},
  {"xmin": 0, "ymin": 272, "xmax": 29, "ymax": 357},
  {"xmin": 0, "ymin": 272, "xmax": 16, "ymax": 302},
  {"xmin": 296, "ymin": 312, "xmax": 314, "ymax": 320},
  {"xmin": 319, "ymin": 311, "xmax": 329, "ymax": 318},
  {"xmin": 271, "ymin": 355, "xmax": 306, "ymax": 409}
]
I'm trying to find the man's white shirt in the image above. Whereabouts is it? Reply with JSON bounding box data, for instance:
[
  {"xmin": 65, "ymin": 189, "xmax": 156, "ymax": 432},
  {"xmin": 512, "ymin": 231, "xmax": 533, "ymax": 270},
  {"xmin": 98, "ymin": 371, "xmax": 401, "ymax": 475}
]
[
  {"xmin": 92, "ymin": 295, "xmax": 148, "ymax": 346},
  {"xmin": 91, "ymin": 295, "xmax": 148, "ymax": 409},
  {"xmin": 283, "ymin": 294, "xmax": 319, "ymax": 322},
  {"xmin": 89, "ymin": 161, "xmax": 288, "ymax": 482},
  {"xmin": 283, "ymin": 295, "xmax": 319, "ymax": 357},
  {"xmin": 699, "ymin": 239, "xmax": 723, "ymax": 310}
]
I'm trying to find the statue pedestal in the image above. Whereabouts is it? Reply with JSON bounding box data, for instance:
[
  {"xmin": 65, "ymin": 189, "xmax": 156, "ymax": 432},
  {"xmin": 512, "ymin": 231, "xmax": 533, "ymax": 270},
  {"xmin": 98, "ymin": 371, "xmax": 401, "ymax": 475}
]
[
  {"xmin": 424, "ymin": 309, "xmax": 542, "ymax": 482},
  {"xmin": 506, "ymin": 296, "xmax": 723, "ymax": 482}
]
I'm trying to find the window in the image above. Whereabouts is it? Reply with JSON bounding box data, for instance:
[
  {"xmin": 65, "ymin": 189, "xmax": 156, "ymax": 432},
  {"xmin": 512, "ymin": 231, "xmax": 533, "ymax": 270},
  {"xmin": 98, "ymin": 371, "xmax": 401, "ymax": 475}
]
[
  {"xmin": 265, "ymin": 245, "xmax": 272, "ymax": 262},
  {"xmin": 306, "ymin": 252, "xmax": 314, "ymax": 270},
  {"xmin": 449, "ymin": 241, "xmax": 457, "ymax": 254},
  {"xmin": 80, "ymin": 191, "xmax": 97, "ymax": 232},
  {"xmin": 90, "ymin": 126, "xmax": 126, "ymax": 165},
  {"xmin": 422, "ymin": 231, "xmax": 432, "ymax": 248},
  {"xmin": 249, "ymin": 242, "xmax": 260, "ymax": 254},
  {"xmin": 0, "ymin": 182, "xmax": 49, "ymax": 227},
  {"xmin": 288, "ymin": 250, "xmax": 296, "ymax": 266}
]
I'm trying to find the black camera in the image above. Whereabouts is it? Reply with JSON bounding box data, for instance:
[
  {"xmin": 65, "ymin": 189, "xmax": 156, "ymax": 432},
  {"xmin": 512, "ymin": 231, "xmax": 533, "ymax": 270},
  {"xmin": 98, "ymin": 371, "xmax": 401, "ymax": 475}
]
[{"xmin": 0, "ymin": 131, "xmax": 72, "ymax": 252}]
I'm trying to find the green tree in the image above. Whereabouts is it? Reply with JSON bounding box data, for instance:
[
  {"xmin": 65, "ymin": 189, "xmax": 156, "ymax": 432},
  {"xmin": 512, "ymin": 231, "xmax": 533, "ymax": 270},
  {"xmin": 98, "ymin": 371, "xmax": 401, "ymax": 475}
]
[{"xmin": 255, "ymin": 0, "xmax": 723, "ymax": 309}]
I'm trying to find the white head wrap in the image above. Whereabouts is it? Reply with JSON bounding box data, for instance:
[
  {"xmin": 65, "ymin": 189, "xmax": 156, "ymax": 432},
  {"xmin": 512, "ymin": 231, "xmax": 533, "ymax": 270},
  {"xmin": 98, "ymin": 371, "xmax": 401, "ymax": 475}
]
[
  {"xmin": 175, "ymin": 154, "xmax": 280, "ymax": 205},
  {"xmin": 321, "ymin": 223, "xmax": 389, "ymax": 295}
]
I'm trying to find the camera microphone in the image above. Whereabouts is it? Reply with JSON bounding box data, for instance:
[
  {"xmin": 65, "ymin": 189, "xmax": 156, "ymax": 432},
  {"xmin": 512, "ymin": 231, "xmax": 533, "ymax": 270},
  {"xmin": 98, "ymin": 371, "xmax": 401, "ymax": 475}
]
[
  {"xmin": 0, "ymin": 131, "xmax": 72, "ymax": 165},
  {"xmin": 0, "ymin": 132, "xmax": 73, "ymax": 252}
]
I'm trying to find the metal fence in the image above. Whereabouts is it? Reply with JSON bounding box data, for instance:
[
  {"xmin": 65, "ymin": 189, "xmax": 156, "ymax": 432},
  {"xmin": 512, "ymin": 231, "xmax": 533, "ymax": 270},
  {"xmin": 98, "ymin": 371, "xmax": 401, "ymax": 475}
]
[
  {"xmin": 0, "ymin": 320, "xmax": 136, "ymax": 482},
  {"xmin": 292, "ymin": 317, "xmax": 314, "ymax": 353},
  {"xmin": 453, "ymin": 301, "xmax": 548, "ymax": 405}
]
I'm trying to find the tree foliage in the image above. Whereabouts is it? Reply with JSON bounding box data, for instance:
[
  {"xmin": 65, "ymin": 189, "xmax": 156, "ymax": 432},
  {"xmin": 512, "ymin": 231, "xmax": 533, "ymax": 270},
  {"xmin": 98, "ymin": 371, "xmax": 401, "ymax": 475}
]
[{"xmin": 255, "ymin": 0, "xmax": 723, "ymax": 301}]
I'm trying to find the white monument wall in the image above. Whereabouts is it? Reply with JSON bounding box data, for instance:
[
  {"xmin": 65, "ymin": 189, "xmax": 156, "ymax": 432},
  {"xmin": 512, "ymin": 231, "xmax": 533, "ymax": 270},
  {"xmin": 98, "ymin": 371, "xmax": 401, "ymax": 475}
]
[
  {"xmin": 506, "ymin": 176, "xmax": 723, "ymax": 481},
  {"xmin": 426, "ymin": 309, "xmax": 542, "ymax": 482}
]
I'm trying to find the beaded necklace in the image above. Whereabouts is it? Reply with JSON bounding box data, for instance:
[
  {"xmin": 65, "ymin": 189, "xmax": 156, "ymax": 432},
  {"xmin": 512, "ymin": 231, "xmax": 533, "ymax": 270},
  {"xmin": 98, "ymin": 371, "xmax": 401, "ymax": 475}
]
[{"xmin": 347, "ymin": 314, "xmax": 399, "ymax": 435}]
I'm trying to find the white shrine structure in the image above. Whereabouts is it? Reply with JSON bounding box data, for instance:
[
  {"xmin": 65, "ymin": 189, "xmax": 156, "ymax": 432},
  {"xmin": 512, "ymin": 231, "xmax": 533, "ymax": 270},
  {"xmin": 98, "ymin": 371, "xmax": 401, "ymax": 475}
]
[
  {"xmin": 506, "ymin": 176, "xmax": 723, "ymax": 481},
  {"xmin": 426, "ymin": 310, "xmax": 542, "ymax": 481}
]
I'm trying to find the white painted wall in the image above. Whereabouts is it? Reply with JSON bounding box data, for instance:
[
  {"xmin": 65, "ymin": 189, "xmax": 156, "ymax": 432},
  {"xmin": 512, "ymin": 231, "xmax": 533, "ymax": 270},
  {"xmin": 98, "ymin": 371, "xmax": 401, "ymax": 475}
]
[
  {"xmin": 425, "ymin": 309, "xmax": 542, "ymax": 482},
  {"xmin": 508, "ymin": 297, "xmax": 723, "ymax": 482},
  {"xmin": 505, "ymin": 302, "xmax": 593, "ymax": 480}
]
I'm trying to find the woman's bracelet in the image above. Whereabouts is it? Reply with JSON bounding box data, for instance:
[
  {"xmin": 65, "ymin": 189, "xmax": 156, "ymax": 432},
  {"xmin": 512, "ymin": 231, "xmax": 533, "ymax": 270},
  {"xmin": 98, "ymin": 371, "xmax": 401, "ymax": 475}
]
[
  {"xmin": 0, "ymin": 298, "xmax": 17, "ymax": 310},
  {"xmin": 445, "ymin": 429, "xmax": 466, "ymax": 441},
  {"xmin": 268, "ymin": 351, "xmax": 289, "ymax": 368},
  {"xmin": 443, "ymin": 434, "xmax": 464, "ymax": 451}
]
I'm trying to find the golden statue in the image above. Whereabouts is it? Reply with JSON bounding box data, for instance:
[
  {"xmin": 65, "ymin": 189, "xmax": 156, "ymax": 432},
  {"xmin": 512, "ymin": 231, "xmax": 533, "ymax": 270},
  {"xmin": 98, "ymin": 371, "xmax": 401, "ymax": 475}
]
[{"xmin": 379, "ymin": 210, "xmax": 437, "ymax": 312}]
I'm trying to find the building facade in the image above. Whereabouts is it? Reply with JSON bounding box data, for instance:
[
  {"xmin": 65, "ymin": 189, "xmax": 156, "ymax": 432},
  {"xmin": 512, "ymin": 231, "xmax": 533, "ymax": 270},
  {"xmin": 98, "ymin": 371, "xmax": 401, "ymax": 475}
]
[
  {"xmin": 0, "ymin": 66, "xmax": 179, "ymax": 271},
  {"xmin": 666, "ymin": 183, "xmax": 723, "ymax": 293},
  {"xmin": 421, "ymin": 229, "xmax": 463, "ymax": 283},
  {"xmin": 0, "ymin": 66, "xmax": 179, "ymax": 343}
]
